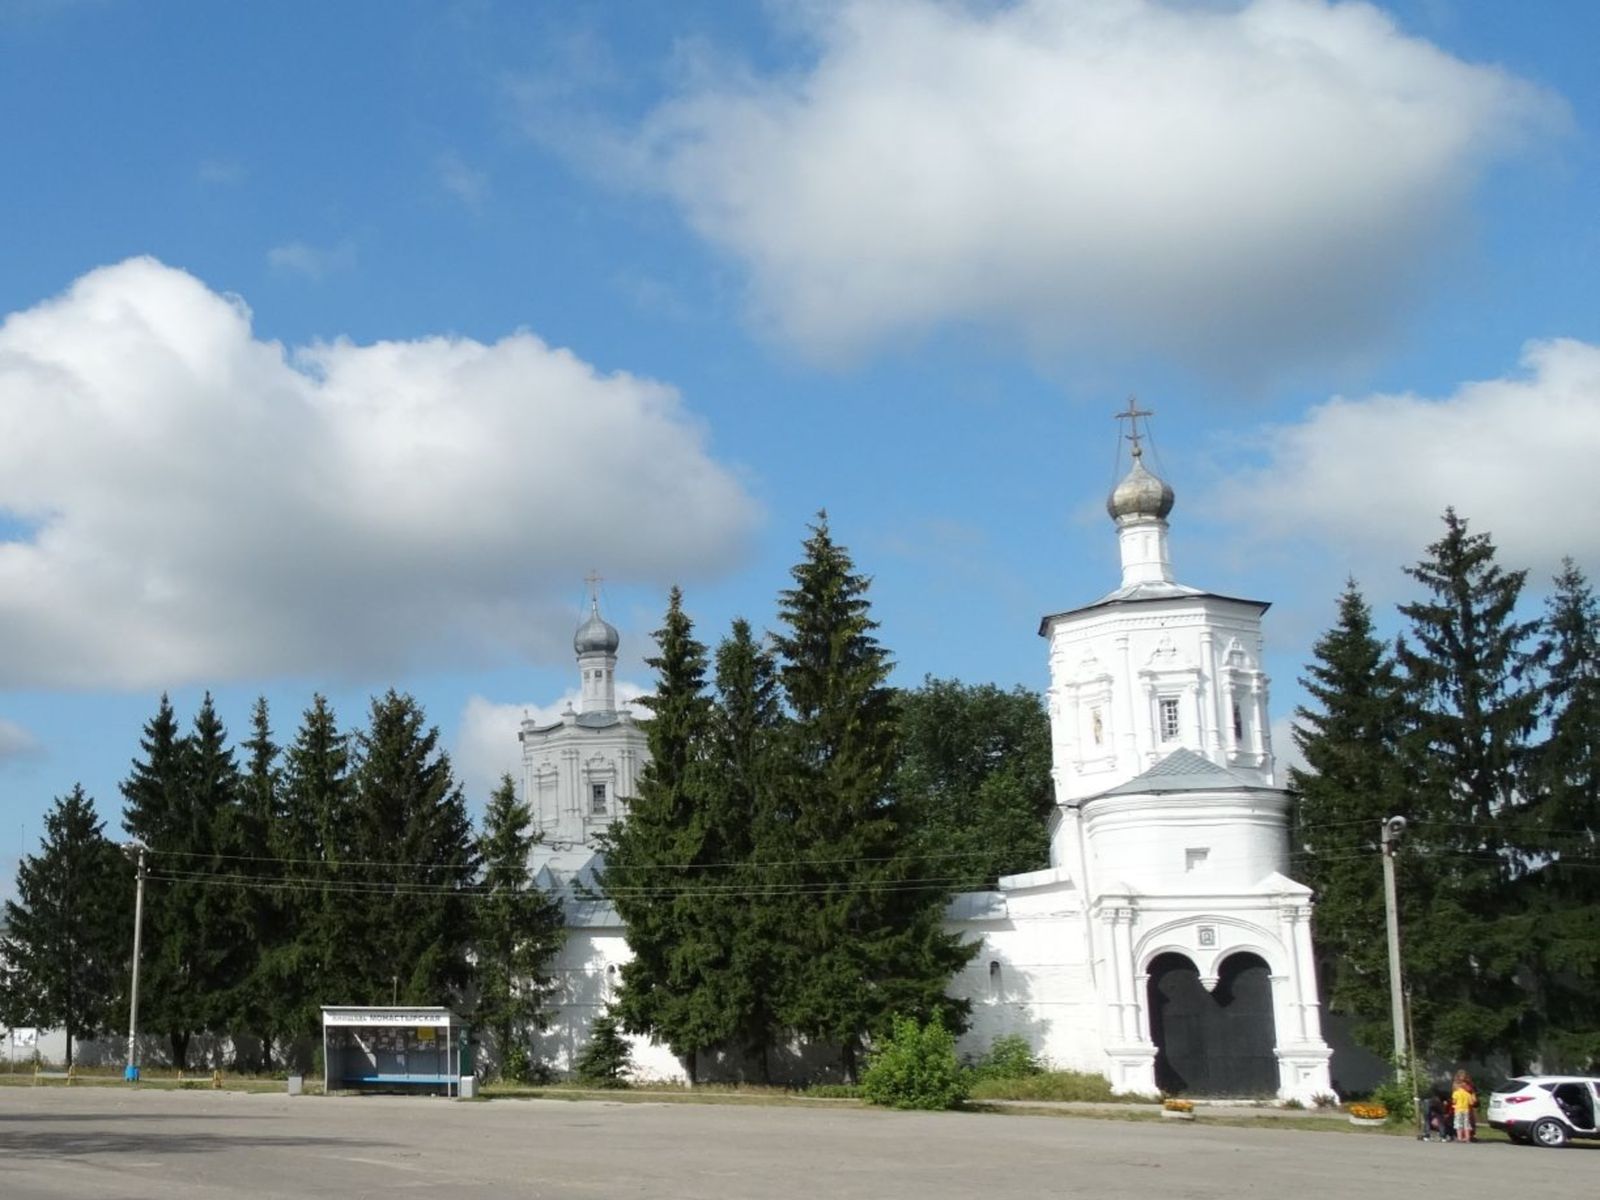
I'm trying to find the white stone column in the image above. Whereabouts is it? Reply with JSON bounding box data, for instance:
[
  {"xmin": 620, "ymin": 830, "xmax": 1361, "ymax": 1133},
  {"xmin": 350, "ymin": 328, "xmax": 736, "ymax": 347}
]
[
  {"xmin": 562, "ymin": 748, "xmax": 580, "ymax": 827},
  {"xmin": 1200, "ymin": 630, "xmax": 1222, "ymax": 759},
  {"xmin": 1115, "ymin": 634, "xmax": 1138, "ymax": 776}
]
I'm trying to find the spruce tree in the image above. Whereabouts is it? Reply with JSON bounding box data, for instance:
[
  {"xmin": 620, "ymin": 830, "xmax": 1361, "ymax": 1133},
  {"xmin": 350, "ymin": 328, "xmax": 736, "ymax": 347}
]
[
  {"xmin": 271, "ymin": 694, "xmax": 354, "ymax": 1041},
  {"xmin": 711, "ymin": 619, "xmax": 789, "ymax": 1077},
  {"xmin": 235, "ymin": 697, "xmax": 282, "ymax": 1069},
  {"xmin": 1394, "ymin": 509, "xmax": 1540, "ymax": 1061},
  {"xmin": 1289, "ymin": 580, "xmax": 1406, "ymax": 1052},
  {"xmin": 475, "ymin": 774, "xmax": 565, "ymax": 1080},
  {"xmin": 601, "ymin": 588, "xmax": 731, "ymax": 1078},
  {"xmin": 0, "ymin": 787, "xmax": 132, "ymax": 1067},
  {"xmin": 771, "ymin": 515, "xmax": 974, "ymax": 1077},
  {"xmin": 121, "ymin": 694, "xmax": 208, "ymax": 1068},
  {"xmin": 574, "ymin": 1009, "xmax": 632, "ymax": 1087},
  {"xmin": 1524, "ymin": 559, "xmax": 1600, "ymax": 1065},
  {"xmin": 185, "ymin": 695, "xmax": 254, "ymax": 1059},
  {"xmin": 344, "ymin": 691, "xmax": 478, "ymax": 1006}
]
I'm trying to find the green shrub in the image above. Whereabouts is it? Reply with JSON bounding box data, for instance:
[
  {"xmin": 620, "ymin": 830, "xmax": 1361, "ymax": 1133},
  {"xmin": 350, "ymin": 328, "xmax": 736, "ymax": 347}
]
[
  {"xmin": 1368, "ymin": 1077, "xmax": 1416, "ymax": 1124},
  {"xmin": 574, "ymin": 1012, "xmax": 632, "ymax": 1089},
  {"xmin": 967, "ymin": 1069, "xmax": 1121, "ymax": 1103},
  {"xmin": 970, "ymin": 1035, "xmax": 1044, "ymax": 1081},
  {"xmin": 861, "ymin": 1015, "xmax": 969, "ymax": 1111},
  {"xmin": 501, "ymin": 1042, "xmax": 532, "ymax": 1084}
]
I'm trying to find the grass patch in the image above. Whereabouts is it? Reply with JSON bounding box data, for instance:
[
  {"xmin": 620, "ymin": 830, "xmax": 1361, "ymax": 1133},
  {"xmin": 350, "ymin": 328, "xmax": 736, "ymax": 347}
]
[{"xmin": 968, "ymin": 1070, "xmax": 1154, "ymax": 1104}]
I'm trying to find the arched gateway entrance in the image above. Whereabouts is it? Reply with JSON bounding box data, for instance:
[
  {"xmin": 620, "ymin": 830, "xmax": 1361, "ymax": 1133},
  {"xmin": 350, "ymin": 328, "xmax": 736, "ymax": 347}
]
[{"xmin": 1147, "ymin": 952, "xmax": 1277, "ymax": 1097}]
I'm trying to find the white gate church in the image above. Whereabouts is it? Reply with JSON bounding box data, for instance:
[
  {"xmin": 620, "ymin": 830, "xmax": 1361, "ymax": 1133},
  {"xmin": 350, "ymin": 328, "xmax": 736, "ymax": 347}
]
[
  {"xmin": 942, "ymin": 403, "xmax": 1332, "ymax": 1101},
  {"xmin": 530, "ymin": 406, "xmax": 1334, "ymax": 1101}
]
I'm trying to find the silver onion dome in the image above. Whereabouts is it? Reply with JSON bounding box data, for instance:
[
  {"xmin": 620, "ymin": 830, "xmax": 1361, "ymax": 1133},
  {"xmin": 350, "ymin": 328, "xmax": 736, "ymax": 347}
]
[
  {"xmin": 574, "ymin": 604, "xmax": 620, "ymax": 655},
  {"xmin": 1106, "ymin": 451, "xmax": 1175, "ymax": 521}
]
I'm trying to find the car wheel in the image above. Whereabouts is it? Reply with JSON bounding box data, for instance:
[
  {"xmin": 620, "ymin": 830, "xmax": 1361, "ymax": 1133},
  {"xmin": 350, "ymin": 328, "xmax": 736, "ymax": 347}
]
[{"xmin": 1531, "ymin": 1118, "xmax": 1569, "ymax": 1148}]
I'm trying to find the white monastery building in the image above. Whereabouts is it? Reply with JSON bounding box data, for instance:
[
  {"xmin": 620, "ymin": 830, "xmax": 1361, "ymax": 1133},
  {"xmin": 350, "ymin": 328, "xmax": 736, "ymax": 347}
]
[
  {"xmin": 519, "ymin": 589, "xmax": 647, "ymax": 876},
  {"xmin": 531, "ymin": 413, "xmax": 1335, "ymax": 1101}
]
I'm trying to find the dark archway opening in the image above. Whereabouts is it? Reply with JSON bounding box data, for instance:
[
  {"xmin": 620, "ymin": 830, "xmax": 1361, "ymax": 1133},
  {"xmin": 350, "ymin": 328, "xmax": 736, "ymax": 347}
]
[{"xmin": 1147, "ymin": 951, "xmax": 1277, "ymax": 1097}]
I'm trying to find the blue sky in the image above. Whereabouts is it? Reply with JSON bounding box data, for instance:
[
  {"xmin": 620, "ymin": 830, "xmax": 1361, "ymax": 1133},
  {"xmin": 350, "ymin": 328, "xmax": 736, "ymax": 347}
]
[{"xmin": 1, "ymin": 0, "xmax": 1596, "ymax": 893}]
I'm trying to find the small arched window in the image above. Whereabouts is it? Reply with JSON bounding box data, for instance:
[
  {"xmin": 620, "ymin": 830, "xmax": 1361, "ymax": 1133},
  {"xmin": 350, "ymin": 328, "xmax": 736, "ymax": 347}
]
[{"xmin": 988, "ymin": 960, "xmax": 1002, "ymax": 998}]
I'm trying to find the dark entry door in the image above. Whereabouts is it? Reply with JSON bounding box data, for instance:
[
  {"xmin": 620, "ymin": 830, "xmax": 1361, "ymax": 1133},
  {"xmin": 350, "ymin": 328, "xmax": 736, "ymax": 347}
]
[{"xmin": 1147, "ymin": 952, "xmax": 1277, "ymax": 1097}]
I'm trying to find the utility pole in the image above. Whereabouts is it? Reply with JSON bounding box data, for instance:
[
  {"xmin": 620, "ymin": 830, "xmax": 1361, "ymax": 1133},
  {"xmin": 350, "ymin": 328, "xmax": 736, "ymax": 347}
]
[
  {"xmin": 1381, "ymin": 816, "xmax": 1408, "ymax": 1080},
  {"xmin": 125, "ymin": 842, "xmax": 147, "ymax": 1083}
]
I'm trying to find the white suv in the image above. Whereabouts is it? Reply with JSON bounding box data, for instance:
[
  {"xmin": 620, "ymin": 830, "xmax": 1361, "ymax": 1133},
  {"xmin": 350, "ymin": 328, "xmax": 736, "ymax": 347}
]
[{"xmin": 1487, "ymin": 1076, "xmax": 1600, "ymax": 1147}]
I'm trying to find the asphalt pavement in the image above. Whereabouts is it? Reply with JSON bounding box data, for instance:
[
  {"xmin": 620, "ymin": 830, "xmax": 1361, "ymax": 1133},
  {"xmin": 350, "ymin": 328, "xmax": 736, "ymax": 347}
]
[{"xmin": 1, "ymin": 1086, "xmax": 1593, "ymax": 1199}]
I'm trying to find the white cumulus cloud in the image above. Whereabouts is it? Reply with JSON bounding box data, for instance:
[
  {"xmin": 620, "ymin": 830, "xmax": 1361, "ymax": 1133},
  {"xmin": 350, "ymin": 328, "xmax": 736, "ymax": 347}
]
[
  {"xmin": 0, "ymin": 257, "xmax": 759, "ymax": 689},
  {"xmin": 1211, "ymin": 338, "xmax": 1600, "ymax": 585},
  {"xmin": 454, "ymin": 687, "xmax": 651, "ymax": 806},
  {"xmin": 623, "ymin": 0, "xmax": 1559, "ymax": 372}
]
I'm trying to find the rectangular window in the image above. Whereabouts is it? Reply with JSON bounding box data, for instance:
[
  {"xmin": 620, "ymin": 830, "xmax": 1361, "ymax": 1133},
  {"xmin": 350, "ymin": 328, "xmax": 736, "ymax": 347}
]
[
  {"xmin": 1159, "ymin": 697, "xmax": 1180, "ymax": 742},
  {"xmin": 1091, "ymin": 706, "xmax": 1104, "ymax": 746},
  {"xmin": 1186, "ymin": 847, "xmax": 1209, "ymax": 872},
  {"xmin": 591, "ymin": 783, "xmax": 607, "ymax": 815},
  {"xmin": 1232, "ymin": 701, "xmax": 1245, "ymax": 741}
]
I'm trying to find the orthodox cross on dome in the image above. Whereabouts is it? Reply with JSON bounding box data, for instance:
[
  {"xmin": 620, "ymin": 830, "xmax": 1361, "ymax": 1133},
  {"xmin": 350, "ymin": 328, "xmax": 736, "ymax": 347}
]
[{"xmin": 1115, "ymin": 395, "xmax": 1154, "ymax": 459}]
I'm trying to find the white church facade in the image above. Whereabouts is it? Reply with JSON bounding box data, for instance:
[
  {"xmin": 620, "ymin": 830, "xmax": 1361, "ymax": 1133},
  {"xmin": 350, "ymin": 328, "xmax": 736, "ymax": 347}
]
[{"xmin": 530, "ymin": 418, "xmax": 1335, "ymax": 1101}]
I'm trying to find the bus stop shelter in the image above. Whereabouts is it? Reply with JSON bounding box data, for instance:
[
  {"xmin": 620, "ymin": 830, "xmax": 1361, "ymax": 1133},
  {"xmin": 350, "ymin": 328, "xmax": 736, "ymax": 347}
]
[{"xmin": 321, "ymin": 1007, "xmax": 470, "ymax": 1096}]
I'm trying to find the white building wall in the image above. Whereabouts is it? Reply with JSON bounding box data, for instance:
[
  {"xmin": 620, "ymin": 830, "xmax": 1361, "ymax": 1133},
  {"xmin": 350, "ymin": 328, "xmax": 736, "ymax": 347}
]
[
  {"xmin": 521, "ymin": 714, "xmax": 647, "ymax": 859},
  {"xmin": 533, "ymin": 923, "xmax": 687, "ymax": 1084},
  {"xmin": 1048, "ymin": 598, "xmax": 1275, "ymax": 805}
]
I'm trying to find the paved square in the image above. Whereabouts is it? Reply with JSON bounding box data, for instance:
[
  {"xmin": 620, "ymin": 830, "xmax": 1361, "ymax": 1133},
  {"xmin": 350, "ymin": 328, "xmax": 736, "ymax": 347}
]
[{"xmin": 1, "ymin": 1089, "xmax": 1593, "ymax": 1199}]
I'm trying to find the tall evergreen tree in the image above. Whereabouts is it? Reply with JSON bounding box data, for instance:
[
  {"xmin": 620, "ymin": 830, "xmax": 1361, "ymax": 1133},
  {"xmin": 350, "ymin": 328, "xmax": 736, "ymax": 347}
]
[
  {"xmin": 474, "ymin": 774, "xmax": 565, "ymax": 1079},
  {"xmin": 1524, "ymin": 559, "xmax": 1600, "ymax": 1066},
  {"xmin": 895, "ymin": 677, "xmax": 1053, "ymax": 889},
  {"xmin": 268, "ymin": 694, "xmax": 354, "ymax": 1042},
  {"xmin": 344, "ymin": 691, "xmax": 478, "ymax": 1006},
  {"xmin": 0, "ymin": 787, "xmax": 132, "ymax": 1067},
  {"xmin": 771, "ymin": 515, "xmax": 974, "ymax": 1076},
  {"xmin": 234, "ymin": 697, "xmax": 282, "ymax": 1069},
  {"xmin": 709, "ymin": 618, "xmax": 789, "ymax": 1076},
  {"xmin": 1395, "ymin": 509, "xmax": 1540, "ymax": 1061},
  {"xmin": 601, "ymin": 588, "xmax": 731, "ymax": 1078},
  {"xmin": 121, "ymin": 694, "xmax": 208, "ymax": 1068},
  {"xmin": 184, "ymin": 695, "xmax": 254, "ymax": 1058},
  {"xmin": 1289, "ymin": 580, "xmax": 1407, "ymax": 1052}
]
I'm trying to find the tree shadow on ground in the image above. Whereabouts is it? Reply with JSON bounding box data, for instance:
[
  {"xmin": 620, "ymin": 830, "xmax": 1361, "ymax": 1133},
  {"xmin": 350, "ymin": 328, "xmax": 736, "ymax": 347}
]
[{"xmin": 0, "ymin": 1121, "xmax": 379, "ymax": 1161}]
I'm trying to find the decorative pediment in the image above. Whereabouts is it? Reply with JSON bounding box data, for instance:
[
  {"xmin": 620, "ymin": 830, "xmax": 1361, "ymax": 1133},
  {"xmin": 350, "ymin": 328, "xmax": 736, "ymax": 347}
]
[
  {"xmin": 1140, "ymin": 634, "xmax": 1195, "ymax": 674},
  {"xmin": 1224, "ymin": 637, "xmax": 1253, "ymax": 670},
  {"xmin": 1147, "ymin": 635, "xmax": 1179, "ymax": 666}
]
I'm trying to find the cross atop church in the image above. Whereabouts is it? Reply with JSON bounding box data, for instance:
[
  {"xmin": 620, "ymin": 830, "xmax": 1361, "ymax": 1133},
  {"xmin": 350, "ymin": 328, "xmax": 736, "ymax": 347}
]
[
  {"xmin": 1115, "ymin": 395, "xmax": 1154, "ymax": 459},
  {"xmin": 584, "ymin": 569, "xmax": 603, "ymax": 608}
]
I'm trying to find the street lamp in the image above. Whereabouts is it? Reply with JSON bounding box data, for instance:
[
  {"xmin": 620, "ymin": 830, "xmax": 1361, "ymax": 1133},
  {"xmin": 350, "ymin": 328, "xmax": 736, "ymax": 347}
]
[
  {"xmin": 123, "ymin": 841, "xmax": 147, "ymax": 1083},
  {"xmin": 1380, "ymin": 816, "xmax": 1408, "ymax": 1079}
]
